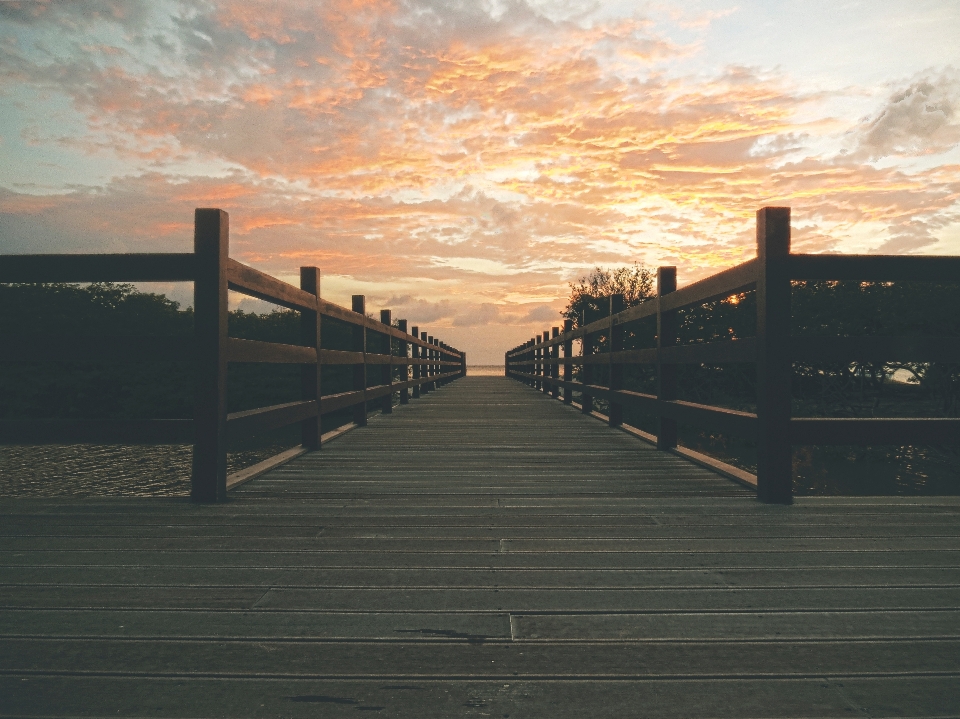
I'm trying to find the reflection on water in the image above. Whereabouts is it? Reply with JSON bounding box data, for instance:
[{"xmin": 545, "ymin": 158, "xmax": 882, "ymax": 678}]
[
  {"xmin": 680, "ymin": 430, "xmax": 960, "ymax": 496},
  {"xmin": 0, "ymin": 442, "xmax": 296, "ymax": 498}
]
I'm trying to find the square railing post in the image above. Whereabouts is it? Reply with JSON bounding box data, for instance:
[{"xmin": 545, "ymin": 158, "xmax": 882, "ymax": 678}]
[
  {"xmin": 380, "ymin": 309, "xmax": 393, "ymax": 414},
  {"xmin": 300, "ymin": 267, "xmax": 322, "ymax": 449},
  {"xmin": 535, "ymin": 335, "xmax": 542, "ymax": 391},
  {"xmin": 608, "ymin": 294, "xmax": 625, "ymax": 427},
  {"xmin": 562, "ymin": 319, "xmax": 573, "ymax": 403},
  {"xmin": 542, "ymin": 331, "xmax": 550, "ymax": 394},
  {"xmin": 411, "ymin": 326, "xmax": 421, "ymax": 398},
  {"xmin": 352, "ymin": 295, "xmax": 367, "ymax": 427},
  {"xmin": 423, "ymin": 333, "xmax": 432, "ymax": 392},
  {"xmin": 756, "ymin": 206, "xmax": 793, "ymax": 504},
  {"xmin": 192, "ymin": 208, "xmax": 229, "ymax": 503},
  {"xmin": 657, "ymin": 268, "xmax": 677, "ymax": 450},
  {"xmin": 551, "ymin": 327, "xmax": 560, "ymax": 398},
  {"xmin": 398, "ymin": 319, "xmax": 409, "ymax": 404},
  {"xmin": 529, "ymin": 339, "xmax": 535, "ymax": 386},
  {"xmin": 581, "ymin": 326, "xmax": 593, "ymax": 414}
]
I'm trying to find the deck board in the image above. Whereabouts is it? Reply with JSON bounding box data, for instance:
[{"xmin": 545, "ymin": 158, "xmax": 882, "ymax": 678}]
[{"xmin": 1, "ymin": 376, "xmax": 959, "ymax": 717}]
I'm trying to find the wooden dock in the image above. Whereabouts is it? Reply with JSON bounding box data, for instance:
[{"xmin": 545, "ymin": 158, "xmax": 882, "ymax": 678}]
[{"xmin": 2, "ymin": 376, "xmax": 959, "ymax": 717}]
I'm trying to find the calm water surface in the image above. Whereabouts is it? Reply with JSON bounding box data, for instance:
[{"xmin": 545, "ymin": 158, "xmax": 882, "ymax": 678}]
[{"xmin": 0, "ymin": 443, "xmax": 293, "ymax": 498}]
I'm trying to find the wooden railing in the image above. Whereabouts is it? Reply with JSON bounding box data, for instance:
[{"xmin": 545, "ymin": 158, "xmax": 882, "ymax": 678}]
[
  {"xmin": 0, "ymin": 208, "xmax": 466, "ymax": 502},
  {"xmin": 505, "ymin": 207, "xmax": 960, "ymax": 504}
]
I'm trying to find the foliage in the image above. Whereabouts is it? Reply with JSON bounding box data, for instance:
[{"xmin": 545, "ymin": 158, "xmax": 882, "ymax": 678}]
[
  {"xmin": 560, "ymin": 270, "xmax": 960, "ymax": 419},
  {"xmin": 562, "ymin": 264, "xmax": 654, "ymax": 328}
]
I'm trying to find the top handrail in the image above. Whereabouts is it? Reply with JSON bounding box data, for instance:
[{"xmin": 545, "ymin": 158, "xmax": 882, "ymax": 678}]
[{"xmin": 509, "ymin": 252, "xmax": 960, "ymax": 357}]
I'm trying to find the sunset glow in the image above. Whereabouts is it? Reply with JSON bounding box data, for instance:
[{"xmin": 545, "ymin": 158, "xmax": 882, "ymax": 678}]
[{"xmin": 2, "ymin": 0, "xmax": 958, "ymax": 362}]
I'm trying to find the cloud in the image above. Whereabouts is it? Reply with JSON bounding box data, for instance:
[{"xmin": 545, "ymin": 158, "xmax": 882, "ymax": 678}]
[
  {"xmin": 854, "ymin": 70, "xmax": 960, "ymax": 160},
  {"xmin": 523, "ymin": 304, "xmax": 560, "ymax": 322},
  {"xmin": 453, "ymin": 302, "xmax": 501, "ymax": 327},
  {"xmin": 1, "ymin": 0, "xmax": 959, "ymax": 364}
]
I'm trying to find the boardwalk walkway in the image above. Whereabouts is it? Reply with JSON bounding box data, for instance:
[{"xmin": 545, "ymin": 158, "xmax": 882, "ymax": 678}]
[{"xmin": 2, "ymin": 377, "xmax": 959, "ymax": 717}]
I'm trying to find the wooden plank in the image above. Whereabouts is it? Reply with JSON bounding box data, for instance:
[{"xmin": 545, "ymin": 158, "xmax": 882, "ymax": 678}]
[
  {"xmin": 0, "ymin": 253, "xmax": 196, "ymax": 282},
  {"xmin": 225, "ymin": 258, "xmax": 317, "ymax": 312},
  {"xmin": 0, "ymin": 677, "xmax": 957, "ymax": 719},
  {"xmin": 0, "ymin": 419, "xmax": 193, "ymax": 444},
  {"xmin": 789, "ymin": 254, "xmax": 960, "ymax": 281},
  {"xmin": 3, "ymin": 637, "xmax": 959, "ymax": 677},
  {"xmin": 225, "ymin": 337, "xmax": 316, "ymax": 364},
  {"xmin": 0, "ymin": 335, "xmax": 194, "ymax": 364},
  {"xmin": 226, "ymin": 401, "xmax": 318, "ymax": 440}
]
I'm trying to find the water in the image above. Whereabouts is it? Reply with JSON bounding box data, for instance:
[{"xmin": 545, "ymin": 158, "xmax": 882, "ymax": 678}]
[
  {"xmin": 0, "ymin": 442, "xmax": 294, "ymax": 498},
  {"xmin": 468, "ymin": 365, "xmax": 504, "ymax": 376}
]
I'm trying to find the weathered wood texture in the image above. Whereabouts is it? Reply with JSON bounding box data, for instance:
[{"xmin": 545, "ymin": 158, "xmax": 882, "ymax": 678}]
[{"xmin": 2, "ymin": 377, "xmax": 958, "ymax": 717}]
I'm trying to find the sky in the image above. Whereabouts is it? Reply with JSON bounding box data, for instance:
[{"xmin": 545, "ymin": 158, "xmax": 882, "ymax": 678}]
[{"xmin": 1, "ymin": 0, "xmax": 959, "ymax": 364}]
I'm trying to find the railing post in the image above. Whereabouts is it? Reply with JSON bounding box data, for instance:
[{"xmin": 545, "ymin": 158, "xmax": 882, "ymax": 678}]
[
  {"xmin": 535, "ymin": 335, "xmax": 542, "ymax": 391},
  {"xmin": 420, "ymin": 332, "xmax": 430, "ymax": 392},
  {"xmin": 379, "ymin": 309, "xmax": 393, "ymax": 414},
  {"xmin": 542, "ymin": 331, "xmax": 550, "ymax": 394},
  {"xmin": 426, "ymin": 334, "xmax": 434, "ymax": 391},
  {"xmin": 352, "ymin": 295, "xmax": 367, "ymax": 427},
  {"xmin": 461, "ymin": 350, "xmax": 467, "ymax": 378},
  {"xmin": 608, "ymin": 294, "xmax": 625, "ymax": 427},
  {"xmin": 563, "ymin": 319, "xmax": 573, "ymax": 403},
  {"xmin": 440, "ymin": 342, "xmax": 448, "ymax": 385},
  {"xmin": 529, "ymin": 339, "xmax": 535, "ymax": 387},
  {"xmin": 756, "ymin": 206, "xmax": 793, "ymax": 504},
  {"xmin": 433, "ymin": 338, "xmax": 440, "ymax": 387},
  {"xmin": 192, "ymin": 208, "xmax": 229, "ymax": 503},
  {"xmin": 581, "ymin": 326, "xmax": 593, "ymax": 415},
  {"xmin": 657, "ymin": 267, "xmax": 677, "ymax": 450},
  {"xmin": 300, "ymin": 266, "xmax": 322, "ymax": 450},
  {"xmin": 398, "ymin": 319, "xmax": 409, "ymax": 404},
  {"xmin": 411, "ymin": 326, "xmax": 421, "ymax": 398},
  {"xmin": 551, "ymin": 327, "xmax": 560, "ymax": 398}
]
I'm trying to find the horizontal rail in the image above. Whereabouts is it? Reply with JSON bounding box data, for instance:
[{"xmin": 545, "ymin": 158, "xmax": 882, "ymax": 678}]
[
  {"xmin": 226, "ymin": 400, "xmax": 318, "ymax": 440},
  {"xmin": 0, "ymin": 253, "xmax": 196, "ymax": 283},
  {"xmin": 226, "ymin": 259, "xmax": 318, "ymax": 312},
  {"xmin": 789, "ymin": 254, "xmax": 960, "ymax": 282},
  {"xmin": 791, "ymin": 417, "xmax": 960, "ymax": 445},
  {"xmin": 508, "ymin": 370, "xmax": 758, "ymax": 438},
  {"xmin": 515, "ymin": 334, "xmax": 960, "ymax": 366},
  {"xmin": 0, "ymin": 335, "xmax": 194, "ymax": 364},
  {"xmin": 226, "ymin": 338, "xmax": 316, "ymax": 364},
  {"xmin": 790, "ymin": 336, "xmax": 960, "ymax": 363},
  {"xmin": 0, "ymin": 418, "xmax": 193, "ymax": 444},
  {"xmin": 660, "ymin": 259, "xmax": 757, "ymax": 313}
]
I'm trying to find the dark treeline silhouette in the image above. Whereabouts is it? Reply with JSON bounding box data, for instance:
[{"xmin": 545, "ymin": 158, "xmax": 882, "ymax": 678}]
[{"xmin": 0, "ymin": 283, "xmax": 392, "ymax": 435}]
